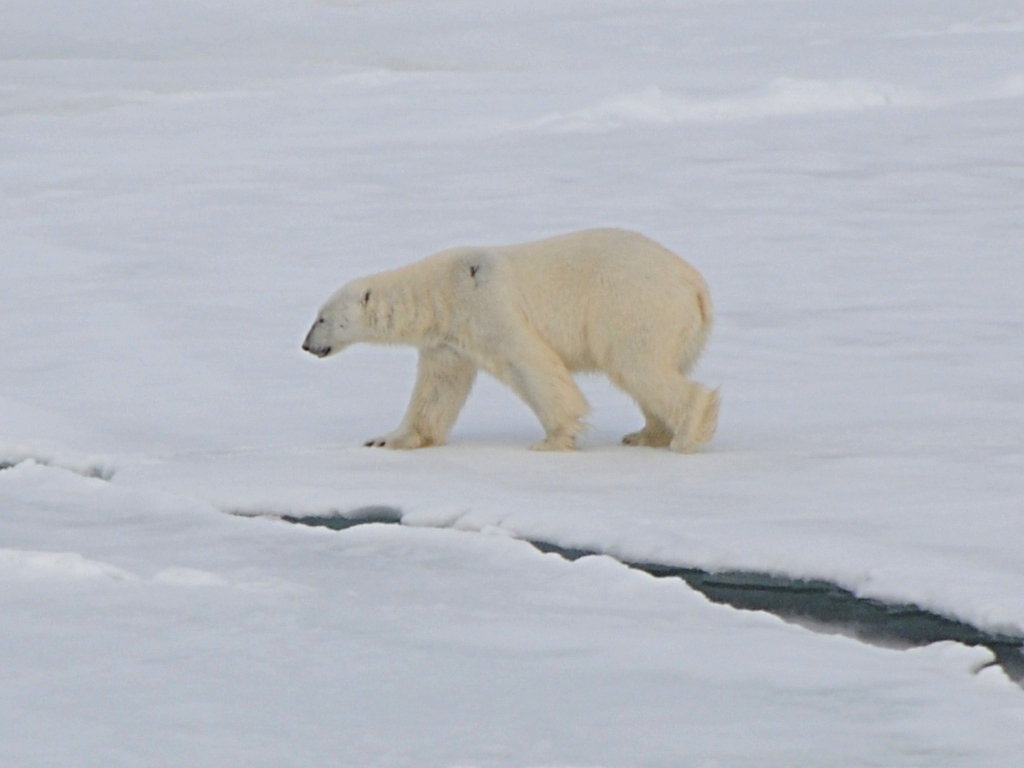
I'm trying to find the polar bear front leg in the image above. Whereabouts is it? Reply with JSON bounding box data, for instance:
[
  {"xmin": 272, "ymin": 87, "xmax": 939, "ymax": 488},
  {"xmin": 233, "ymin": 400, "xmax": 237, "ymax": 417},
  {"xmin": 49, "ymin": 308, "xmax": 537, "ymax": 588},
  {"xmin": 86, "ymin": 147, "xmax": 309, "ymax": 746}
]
[{"xmin": 364, "ymin": 345, "xmax": 477, "ymax": 449}]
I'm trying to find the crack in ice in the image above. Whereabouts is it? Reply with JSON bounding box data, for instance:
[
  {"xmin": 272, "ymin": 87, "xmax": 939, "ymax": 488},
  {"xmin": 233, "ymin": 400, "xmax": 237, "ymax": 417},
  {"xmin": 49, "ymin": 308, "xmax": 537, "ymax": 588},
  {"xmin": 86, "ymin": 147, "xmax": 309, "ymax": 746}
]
[{"xmin": 236, "ymin": 508, "xmax": 1024, "ymax": 688}]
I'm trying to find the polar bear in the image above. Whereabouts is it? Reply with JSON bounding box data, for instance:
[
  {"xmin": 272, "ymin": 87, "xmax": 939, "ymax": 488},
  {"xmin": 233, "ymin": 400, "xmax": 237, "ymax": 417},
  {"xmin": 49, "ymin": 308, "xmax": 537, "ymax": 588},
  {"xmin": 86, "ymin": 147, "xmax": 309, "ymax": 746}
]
[{"xmin": 302, "ymin": 228, "xmax": 718, "ymax": 452}]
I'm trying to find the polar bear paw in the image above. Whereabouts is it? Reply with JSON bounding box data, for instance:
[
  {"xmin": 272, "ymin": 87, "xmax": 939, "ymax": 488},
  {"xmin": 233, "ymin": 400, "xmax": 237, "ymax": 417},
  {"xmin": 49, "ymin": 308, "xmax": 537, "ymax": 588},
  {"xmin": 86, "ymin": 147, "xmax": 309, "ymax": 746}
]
[
  {"xmin": 621, "ymin": 428, "xmax": 672, "ymax": 447},
  {"xmin": 530, "ymin": 432, "xmax": 577, "ymax": 451},
  {"xmin": 364, "ymin": 431, "xmax": 433, "ymax": 450}
]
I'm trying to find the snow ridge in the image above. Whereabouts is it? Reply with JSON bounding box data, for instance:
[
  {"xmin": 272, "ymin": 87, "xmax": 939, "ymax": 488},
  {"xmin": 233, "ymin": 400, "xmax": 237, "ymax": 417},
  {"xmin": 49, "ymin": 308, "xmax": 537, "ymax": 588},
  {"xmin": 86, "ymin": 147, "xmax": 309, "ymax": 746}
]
[
  {"xmin": 0, "ymin": 549, "xmax": 136, "ymax": 582},
  {"xmin": 0, "ymin": 451, "xmax": 114, "ymax": 481},
  {"xmin": 530, "ymin": 79, "xmax": 910, "ymax": 132}
]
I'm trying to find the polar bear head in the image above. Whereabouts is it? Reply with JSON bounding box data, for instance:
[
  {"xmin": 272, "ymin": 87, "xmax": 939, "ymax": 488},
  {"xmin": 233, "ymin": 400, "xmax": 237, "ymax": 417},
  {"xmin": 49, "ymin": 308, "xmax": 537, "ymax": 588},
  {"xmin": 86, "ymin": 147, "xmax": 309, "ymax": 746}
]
[{"xmin": 302, "ymin": 281, "xmax": 374, "ymax": 358}]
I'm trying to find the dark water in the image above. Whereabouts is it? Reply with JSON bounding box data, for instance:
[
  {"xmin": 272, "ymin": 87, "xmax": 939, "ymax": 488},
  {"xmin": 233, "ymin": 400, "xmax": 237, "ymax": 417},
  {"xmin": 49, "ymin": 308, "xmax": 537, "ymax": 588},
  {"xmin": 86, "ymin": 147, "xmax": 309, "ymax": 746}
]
[
  {"xmin": 280, "ymin": 506, "xmax": 402, "ymax": 529},
  {"xmin": 271, "ymin": 509, "xmax": 1024, "ymax": 686}
]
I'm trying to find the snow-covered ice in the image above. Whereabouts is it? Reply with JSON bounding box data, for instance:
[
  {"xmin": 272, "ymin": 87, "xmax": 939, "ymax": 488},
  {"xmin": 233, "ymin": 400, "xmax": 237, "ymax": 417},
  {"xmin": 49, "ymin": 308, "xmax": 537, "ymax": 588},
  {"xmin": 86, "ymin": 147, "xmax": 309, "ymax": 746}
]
[{"xmin": 3, "ymin": 1, "xmax": 1024, "ymax": 765}]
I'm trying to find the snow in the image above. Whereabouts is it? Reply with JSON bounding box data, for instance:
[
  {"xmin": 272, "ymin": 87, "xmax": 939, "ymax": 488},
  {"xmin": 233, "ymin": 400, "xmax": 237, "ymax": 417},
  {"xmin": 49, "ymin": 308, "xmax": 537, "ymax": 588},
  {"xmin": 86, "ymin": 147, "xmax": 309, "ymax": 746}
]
[{"xmin": 2, "ymin": 0, "xmax": 1024, "ymax": 765}]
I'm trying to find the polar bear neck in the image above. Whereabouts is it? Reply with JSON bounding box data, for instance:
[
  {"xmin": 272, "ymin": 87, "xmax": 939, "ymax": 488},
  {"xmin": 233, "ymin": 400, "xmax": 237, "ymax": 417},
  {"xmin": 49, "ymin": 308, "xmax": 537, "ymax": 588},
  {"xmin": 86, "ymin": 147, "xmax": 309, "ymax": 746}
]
[{"xmin": 364, "ymin": 261, "xmax": 450, "ymax": 346}]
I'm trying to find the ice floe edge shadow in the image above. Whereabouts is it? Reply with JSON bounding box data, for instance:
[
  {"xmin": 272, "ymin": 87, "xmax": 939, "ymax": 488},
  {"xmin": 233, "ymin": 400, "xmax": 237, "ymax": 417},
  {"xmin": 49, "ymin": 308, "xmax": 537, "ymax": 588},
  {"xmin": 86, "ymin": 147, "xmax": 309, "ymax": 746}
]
[{"xmin": 239, "ymin": 509, "xmax": 1024, "ymax": 687}]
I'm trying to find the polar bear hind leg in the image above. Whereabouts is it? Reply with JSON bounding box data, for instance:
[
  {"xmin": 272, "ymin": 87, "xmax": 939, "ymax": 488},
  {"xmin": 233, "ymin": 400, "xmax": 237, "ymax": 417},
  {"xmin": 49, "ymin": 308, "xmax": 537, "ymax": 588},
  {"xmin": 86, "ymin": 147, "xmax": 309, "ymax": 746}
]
[
  {"xmin": 674, "ymin": 385, "xmax": 720, "ymax": 452},
  {"xmin": 613, "ymin": 367, "xmax": 719, "ymax": 453}
]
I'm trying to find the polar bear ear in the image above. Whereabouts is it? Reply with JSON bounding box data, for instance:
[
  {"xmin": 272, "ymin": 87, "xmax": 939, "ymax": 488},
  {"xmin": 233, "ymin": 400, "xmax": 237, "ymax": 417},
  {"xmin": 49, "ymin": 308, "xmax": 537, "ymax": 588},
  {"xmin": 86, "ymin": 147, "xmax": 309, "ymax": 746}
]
[{"xmin": 361, "ymin": 289, "xmax": 371, "ymax": 306}]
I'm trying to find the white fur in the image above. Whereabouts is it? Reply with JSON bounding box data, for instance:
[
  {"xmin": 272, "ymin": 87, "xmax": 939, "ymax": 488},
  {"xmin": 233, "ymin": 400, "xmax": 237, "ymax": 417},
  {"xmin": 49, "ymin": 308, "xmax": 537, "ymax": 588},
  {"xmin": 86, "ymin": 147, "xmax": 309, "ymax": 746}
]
[{"xmin": 303, "ymin": 228, "xmax": 718, "ymax": 451}]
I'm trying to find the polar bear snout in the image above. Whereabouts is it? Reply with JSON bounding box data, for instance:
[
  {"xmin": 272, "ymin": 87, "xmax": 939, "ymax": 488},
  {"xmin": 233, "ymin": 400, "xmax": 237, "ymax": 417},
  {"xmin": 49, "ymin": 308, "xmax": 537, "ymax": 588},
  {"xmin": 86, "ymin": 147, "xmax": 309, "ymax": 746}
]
[
  {"xmin": 302, "ymin": 340, "xmax": 332, "ymax": 358},
  {"xmin": 302, "ymin": 322, "xmax": 334, "ymax": 358}
]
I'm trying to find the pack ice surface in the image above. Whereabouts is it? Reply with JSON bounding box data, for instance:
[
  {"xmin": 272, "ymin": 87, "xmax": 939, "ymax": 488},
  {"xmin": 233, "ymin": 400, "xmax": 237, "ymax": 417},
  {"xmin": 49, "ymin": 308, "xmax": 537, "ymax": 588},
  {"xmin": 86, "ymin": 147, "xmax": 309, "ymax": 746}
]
[{"xmin": 2, "ymin": 1, "xmax": 1023, "ymax": 766}]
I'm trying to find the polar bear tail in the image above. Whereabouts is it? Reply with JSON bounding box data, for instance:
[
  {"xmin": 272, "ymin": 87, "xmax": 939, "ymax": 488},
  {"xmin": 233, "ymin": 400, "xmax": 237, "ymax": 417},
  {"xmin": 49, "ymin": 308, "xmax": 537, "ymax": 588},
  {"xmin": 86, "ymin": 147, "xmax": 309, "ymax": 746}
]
[
  {"xmin": 696, "ymin": 285, "xmax": 712, "ymax": 327},
  {"xmin": 677, "ymin": 281, "xmax": 713, "ymax": 377}
]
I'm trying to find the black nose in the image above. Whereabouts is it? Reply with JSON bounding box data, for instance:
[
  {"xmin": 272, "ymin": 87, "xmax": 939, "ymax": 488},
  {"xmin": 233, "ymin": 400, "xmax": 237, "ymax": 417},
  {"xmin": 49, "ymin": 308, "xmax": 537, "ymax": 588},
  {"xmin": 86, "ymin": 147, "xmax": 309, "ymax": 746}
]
[{"xmin": 303, "ymin": 343, "xmax": 331, "ymax": 358}]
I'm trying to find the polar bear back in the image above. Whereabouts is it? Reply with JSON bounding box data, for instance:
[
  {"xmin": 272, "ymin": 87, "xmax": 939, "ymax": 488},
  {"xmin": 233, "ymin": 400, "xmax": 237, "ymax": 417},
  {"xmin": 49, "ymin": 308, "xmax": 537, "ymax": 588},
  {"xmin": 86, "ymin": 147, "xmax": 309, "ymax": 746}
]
[{"xmin": 480, "ymin": 228, "xmax": 710, "ymax": 373}]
